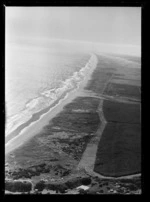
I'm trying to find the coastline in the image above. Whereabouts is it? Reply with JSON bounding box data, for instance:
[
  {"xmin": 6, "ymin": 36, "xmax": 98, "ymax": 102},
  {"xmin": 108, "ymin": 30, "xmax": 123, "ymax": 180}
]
[
  {"xmin": 5, "ymin": 54, "xmax": 98, "ymax": 155},
  {"xmin": 5, "ymin": 88, "xmax": 73, "ymax": 144},
  {"xmin": 5, "ymin": 53, "xmax": 141, "ymax": 195}
]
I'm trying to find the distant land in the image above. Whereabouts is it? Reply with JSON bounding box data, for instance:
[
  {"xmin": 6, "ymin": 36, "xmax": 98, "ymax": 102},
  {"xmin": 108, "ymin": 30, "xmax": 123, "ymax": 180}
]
[{"xmin": 5, "ymin": 53, "xmax": 141, "ymax": 195}]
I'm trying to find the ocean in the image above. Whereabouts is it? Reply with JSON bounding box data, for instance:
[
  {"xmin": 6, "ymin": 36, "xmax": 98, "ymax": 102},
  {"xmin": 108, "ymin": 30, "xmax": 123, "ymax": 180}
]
[{"xmin": 5, "ymin": 39, "xmax": 91, "ymax": 138}]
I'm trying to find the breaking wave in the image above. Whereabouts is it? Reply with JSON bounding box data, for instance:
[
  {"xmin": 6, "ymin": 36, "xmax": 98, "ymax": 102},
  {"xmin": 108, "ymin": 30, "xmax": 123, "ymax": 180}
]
[{"xmin": 5, "ymin": 53, "xmax": 97, "ymax": 137}]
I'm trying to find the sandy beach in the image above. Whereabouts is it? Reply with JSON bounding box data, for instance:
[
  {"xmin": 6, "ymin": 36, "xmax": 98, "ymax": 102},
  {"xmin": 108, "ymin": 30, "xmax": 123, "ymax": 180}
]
[
  {"xmin": 5, "ymin": 6, "xmax": 141, "ymax": 195},
  {"xmin": 5, "ymin": 53, "xmax": 141, "ymax": 195},
  {"xmin": 5, "ymin": 54, "xmax": 98, "ymax": 155}
]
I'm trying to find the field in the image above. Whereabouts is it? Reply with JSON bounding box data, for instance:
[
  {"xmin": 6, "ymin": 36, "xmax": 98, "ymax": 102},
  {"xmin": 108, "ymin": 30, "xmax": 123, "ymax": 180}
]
[
  {"xmin": 94, "ymin": 123, "xmax": 141, "ymax": 177},
  {"xmin": 103, "ymin": 100, "xmax": 140, "ymax": 124},
  {"xmin": 5, "ymin": 54, "xmax": 141, "ymax": 194},
  {"xmin": 85, "ymin": 67, "xmax": 114, "ymax": 94},
  {"xmin": 6, "ymin": 96, "xmax": 100, "ymax": 180},
  {"xmin": 94, "ymin": 82, "xmax": 141, "ymax": 177},
  {"xmin": 104, "ymin": 83, "xmax": 141, "ymax": 99}
]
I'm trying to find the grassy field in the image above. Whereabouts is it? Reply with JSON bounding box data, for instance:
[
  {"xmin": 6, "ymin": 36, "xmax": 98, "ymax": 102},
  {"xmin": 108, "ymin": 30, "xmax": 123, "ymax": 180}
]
[
  {"xmin": 63, "ymin": 96, "xmax": 100, "ymax": 111},
  {"xmin": 103, "ymin": 100, "xmax": 140, "ymax": 124},
  {"xmin": 85, "ymin": 64, "xmax": 115, "ymax": 94},
  {"xmin": 5, "ymin": 54, "xmax": 141, "ymax": 194},
  {"xmin": 104, "ymin": 83, "xmax": 141, "ymax": 99},
  {"xmin": 91, "ymin": 55, "xmax": 141, "ymax": 178},
  {"xmin": 6, "ymin": 96, "xmax": 100, "ymax": 180},
  {"xmin": 94, "ymin": 123, "xmax": 141, "ymax": 177}
]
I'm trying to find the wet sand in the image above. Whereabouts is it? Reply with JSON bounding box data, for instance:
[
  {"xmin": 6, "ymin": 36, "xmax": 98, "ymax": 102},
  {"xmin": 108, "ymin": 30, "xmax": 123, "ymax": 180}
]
[
  {"xmin": 5, "ymin": 53, "xmax": 141, "ymax": 195},
  {"xmin": 5, "ymin": 54, "xmax": 98, "ymax": 155}
]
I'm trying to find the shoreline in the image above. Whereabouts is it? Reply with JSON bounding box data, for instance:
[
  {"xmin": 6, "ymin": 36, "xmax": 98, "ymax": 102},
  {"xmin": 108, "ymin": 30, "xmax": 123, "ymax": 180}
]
[
  {"xmin": 5, "ymin": 88, "xmax": 73, "ymax": 144},
  {"xmin": 5, "ymin": 54, "xmax": 98, "ymax": 155},
  {"xmin": 5, "ymin": 53, "xmax": 141, "ymax": 195},
  {"xmin": 5, "ymin": 53, "xmax": 91, "ymax": 138}
]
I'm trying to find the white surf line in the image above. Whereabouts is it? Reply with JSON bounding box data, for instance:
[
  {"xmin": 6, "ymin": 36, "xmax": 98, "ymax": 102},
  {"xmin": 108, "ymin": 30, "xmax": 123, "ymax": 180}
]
[
  {"xmin": 5, "ymin": 54, "xmax": 98, "ymax": 155},
  {"xmin": 5, "ymin": 53, "xmax": 94, "ymax": 137},
  {"xmin": 5, "ymin": 91, "xmax": 75, "ymax": 152}
]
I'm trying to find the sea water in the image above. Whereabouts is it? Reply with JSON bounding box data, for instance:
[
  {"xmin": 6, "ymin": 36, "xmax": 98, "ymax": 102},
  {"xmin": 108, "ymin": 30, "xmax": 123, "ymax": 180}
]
[{"xmin": 5, "ymin": 39, "xmax": 94, "ymax": 137}]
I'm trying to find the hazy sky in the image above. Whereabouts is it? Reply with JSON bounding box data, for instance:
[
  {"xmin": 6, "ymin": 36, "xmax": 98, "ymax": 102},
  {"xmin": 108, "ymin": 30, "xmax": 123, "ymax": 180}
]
[{"xmin": 6, "ymin": 7, "xmax": 141, "ymax": 46}]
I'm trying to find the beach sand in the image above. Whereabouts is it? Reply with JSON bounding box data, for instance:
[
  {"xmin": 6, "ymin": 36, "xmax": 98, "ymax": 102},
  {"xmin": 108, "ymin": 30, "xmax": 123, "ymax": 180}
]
[
  {"xmin": 5, "ymin": 53, "xmax": 141, "ymax": 195},
  {"xmin": 5, "ymin": 54, "xmax": 98, "ymax": 155}
]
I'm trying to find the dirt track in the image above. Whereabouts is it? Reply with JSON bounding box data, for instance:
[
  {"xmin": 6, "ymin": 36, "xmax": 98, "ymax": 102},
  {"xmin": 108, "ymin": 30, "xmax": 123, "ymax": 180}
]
[{"xmin": 77, "ymin": 59, "xmax": 141, "ymax": 179}]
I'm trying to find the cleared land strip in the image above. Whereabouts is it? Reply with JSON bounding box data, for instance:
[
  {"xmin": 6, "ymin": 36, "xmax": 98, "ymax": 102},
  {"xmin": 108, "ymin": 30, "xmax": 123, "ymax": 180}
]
[
  {"xmin": 77, "ymin": 73, "xmax": 113, "ymax": 172},
  {"xmin": 77, "ymin": 73, "xmax": 141, "ymax": 179},
  {"xmin": 77, "ymin": 96, "xmax": 141, "ymax": 179},
  {"xmin": 93, "ymin": 98, "xmax": 141, "ymax": 177},
  {"xmin": 77, "ymin": 100, "xmax": 106, "ymax": 171},
  {"xmin": 78, "ymin": 91, "xmax": 140, "ymax": 105}
]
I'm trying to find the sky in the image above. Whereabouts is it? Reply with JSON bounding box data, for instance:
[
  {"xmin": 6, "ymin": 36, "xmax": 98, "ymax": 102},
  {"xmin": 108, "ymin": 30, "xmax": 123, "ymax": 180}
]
[{"xmin": 6, "ymin": 7, "xmax": 141, "ymax": 55}]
